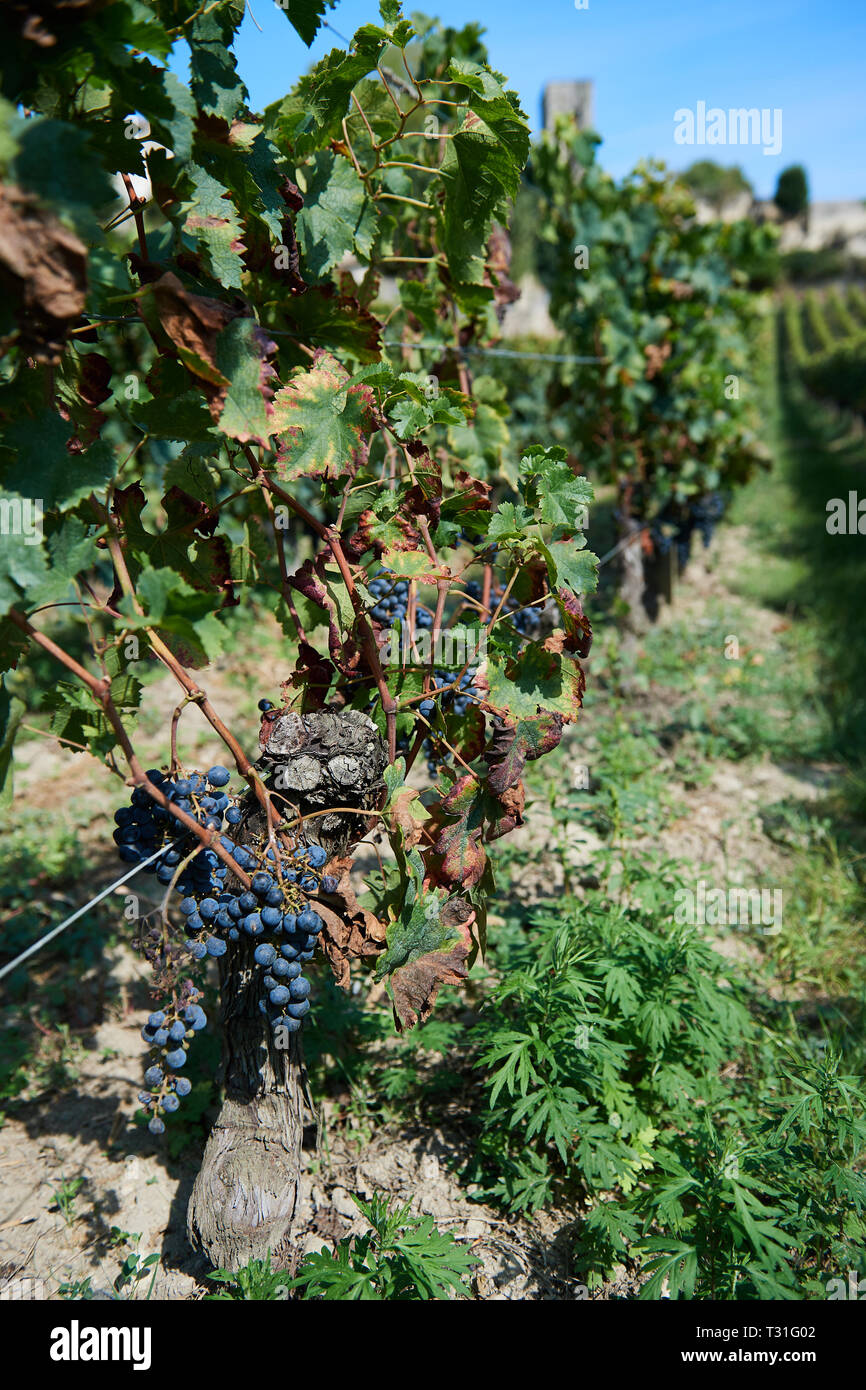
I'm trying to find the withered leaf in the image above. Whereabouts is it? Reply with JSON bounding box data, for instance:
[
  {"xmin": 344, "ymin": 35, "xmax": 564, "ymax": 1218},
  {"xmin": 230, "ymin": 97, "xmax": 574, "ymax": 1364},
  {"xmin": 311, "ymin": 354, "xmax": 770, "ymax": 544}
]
[{"xmin": 0, "ymin": 185, "xmax": 86, "ymax": 363}]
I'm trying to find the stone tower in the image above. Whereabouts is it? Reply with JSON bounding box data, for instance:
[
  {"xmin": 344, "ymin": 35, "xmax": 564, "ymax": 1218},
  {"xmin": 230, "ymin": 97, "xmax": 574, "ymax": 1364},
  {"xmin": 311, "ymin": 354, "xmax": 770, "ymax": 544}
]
[{"xmin": 543, "ymin": 81, "xmax": 594, "ymax": 132}]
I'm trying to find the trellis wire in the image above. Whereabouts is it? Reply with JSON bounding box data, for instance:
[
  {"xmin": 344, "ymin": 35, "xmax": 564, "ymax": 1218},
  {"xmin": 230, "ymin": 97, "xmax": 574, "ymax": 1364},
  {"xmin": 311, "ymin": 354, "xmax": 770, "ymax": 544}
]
[
  {"xmin": 76, "ymin": 316, "xmax": 605, "ymax": 366},
  {"xmin": 0, "ymin": 843, "xmax": 169, "ymax": 984}
]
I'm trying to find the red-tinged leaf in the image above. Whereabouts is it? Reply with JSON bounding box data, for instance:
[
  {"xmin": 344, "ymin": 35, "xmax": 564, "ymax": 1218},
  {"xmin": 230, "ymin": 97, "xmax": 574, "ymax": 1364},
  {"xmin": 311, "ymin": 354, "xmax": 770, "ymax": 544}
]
[
  {"xmin": 453, "ymin": 468, "xmax": 492, "ymax": 511},
  {"xmin": 112, "ymin": 481, "xmax": 236, "ymax": 606},
  {"xmin": 484, "ymin": 712, "xmax": 565, "ymax": 795},
  {"xmin": 353, "ymin": 506, "xmax": 421, "ymax": 555},
  {"xmin": 385, "ymin": 784, "xmax": 429, "ymax": 851},
  {"xmin": 554, "ymin": 589, "xmax": 593, "ymax": 657},
  {"xmin": 314, "ymin": 854, "xmax": 387, "ymax": 989},
  {"xmin": 389, "ymin": 899, "xmax": 475, "ymax": 1032},
  {"xmin": 485, "ymin": 779, "xmax": 525, "ymax": 840},
  {"xmin": 476, "ymin": 643, "xmax": 586, "ymax": 722},
  {"xmin": 147, "ymin": 271, "xmax": 235, "ymax": 385},
  {"xmin": 285, "ymin": 640, "xmax": 339, "ymax": 711},
  {"xmin": 432, "ymin": 773, "xmax": 487, "ymax": 888},
  {"xmin": 60, "ymin": 350, "xmax": 112, "ymax": 450},
  {"xmin": 287, "ymin": 556, "xmax": 353, "ymax": 670},
  {"xmin": 279, "ymin": 284, "xmax": 382, "ymax": 363},
  {"xmin": 271, "ymin": 349, "xmax": 375, "ymax": 481}
]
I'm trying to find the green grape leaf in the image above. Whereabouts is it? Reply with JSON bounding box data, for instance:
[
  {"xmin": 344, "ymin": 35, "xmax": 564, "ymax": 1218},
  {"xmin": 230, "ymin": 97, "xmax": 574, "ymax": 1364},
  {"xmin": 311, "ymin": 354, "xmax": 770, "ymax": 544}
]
[
  {"xmin": 2, "ymin": 418, "xmax": 116, "ymax": 509},
  {"xmin": 295, "ymin": 152, "xmax": 378, "ymax": 281},
  {"xmin": 180, "ymin": 163, "xmax": 246, "ymax": 289},
  {"xmin": 278, "ymin": 285, "xmax": 383, "ymax": 363},
  {"xmin": 284, "ymin": 34, "xmax": 388, "ymax": 144},
  {"xmin": 213, "ymin": 317, "xmax": 278, "ymax": 444},
  {"xmin": 129, "ymin": 566, "xmax": 227, "ymax": 668},
  {"xmin": 540, "ymin": 538, "xmax": 599, "ymax": 597},
  {"xmin": 26, "ymin": 517, "xmax": 102, "ymax": 611},
  {"xmin": 520, "ymin": 445, "xmax": 594, "ymax": 528},
  {"xmin": 277, "ymin": 0, "xmax": 330, "ymax": 46},
  {"xmin": 486, "ymin": 500, "xmax": 536, "ymax": 543},
  {"xmin": 0, "ymin": 684, "xmax": 24, "ymax": 806},
  {"xmin": 130, "ymin": 358, "xmax": 217, "ymax": 442},
  {"xmin": 437, "ymin": 60, "xmax": 529, "ymax": 284},
  {"xmin": 113, "ymin": 482, "xmax": 235, "ymax": 606},
  {"xmin": 41, "ymin": 672, "xmax": 141, "ymax": 761},
  {"xmin": 188, "ymin": 9, "xmax": 248, "ymax": 124},
  {"xmin": 11, "ymin": 117, "xmax": 115, "ymax": 236}
]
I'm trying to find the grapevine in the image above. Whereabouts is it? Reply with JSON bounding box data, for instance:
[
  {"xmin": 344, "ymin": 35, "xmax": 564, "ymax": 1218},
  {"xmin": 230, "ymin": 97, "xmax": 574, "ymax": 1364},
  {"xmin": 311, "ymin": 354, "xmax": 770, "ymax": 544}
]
[{"xmin": 0, "ymin": 1, "xmax": 602, "ymax": 1268}]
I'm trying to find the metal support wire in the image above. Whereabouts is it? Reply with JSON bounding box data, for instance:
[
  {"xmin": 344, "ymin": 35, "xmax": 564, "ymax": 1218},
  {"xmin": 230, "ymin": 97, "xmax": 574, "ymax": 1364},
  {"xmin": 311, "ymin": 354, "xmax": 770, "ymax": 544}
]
[{"xmin": 0, "ymin": 843, "xmax": 169, "ymax": 984}]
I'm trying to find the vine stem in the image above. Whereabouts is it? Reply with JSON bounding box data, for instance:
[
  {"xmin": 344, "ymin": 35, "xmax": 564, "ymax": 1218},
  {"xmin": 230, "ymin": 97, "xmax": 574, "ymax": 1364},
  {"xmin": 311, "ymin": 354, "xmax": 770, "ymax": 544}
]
[
  {"xmin": 95, "ymin": 495, "xmax": 285, "ymax": 846},
  {"xmin": 101, "ymin": 523, "xmax": 255, "ymax": 781},
  {"xmin": 244, "ymin": 450, "xmax": 398, "ymax": 764},
  {"xmin": 120, "ymin": 173, "xmax": 148, "ymax": 263},
  {"xmin": 250, "ymin": 452, "xmax": 307, "ymax": 642},
  {"xmin": 6, "ymin": 610, "xmax": 252, "ymax": 887}
]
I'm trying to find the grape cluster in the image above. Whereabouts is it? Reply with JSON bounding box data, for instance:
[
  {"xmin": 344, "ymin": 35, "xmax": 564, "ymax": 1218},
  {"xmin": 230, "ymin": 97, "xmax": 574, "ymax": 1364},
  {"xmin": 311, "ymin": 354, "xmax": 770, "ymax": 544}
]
[
  {"xmin": 650, "ymin": 492, "xmax": 726, "ymax": 571},
  {"xmin": 418, "ymin": 667, "xmax": 481, "ymax": 775},
  {"xmin": 112, "ymin": 763, "xmax": 232, "ymax": 895},
  {"xmin": 463, "ymin": 578, "xmax": 541, "ymax": 638},
  {"xmin": 138, "ymin": 987, "xmax": 206, "ymax": 1134},
  {"xmin": 692, "ymin": 492, "xmax": 725, "ymax": 548},
  {"xmin": 177, "ymin": 837, "xmax": 329, "ymax": 1037},
  {"xmin": 368, "ymin": 568, "xmax": 433, "ymax": 630},
  {"xmin": 369, "ymin": 569, "xmax": 407, "ymax": 624},
  {"xmin": 114, "ymin": 756, "xmax": 336, "ymax": 1131},
  {"xmin": 489, "ymin": 585, "xmax": 542, "ymax": 639}
]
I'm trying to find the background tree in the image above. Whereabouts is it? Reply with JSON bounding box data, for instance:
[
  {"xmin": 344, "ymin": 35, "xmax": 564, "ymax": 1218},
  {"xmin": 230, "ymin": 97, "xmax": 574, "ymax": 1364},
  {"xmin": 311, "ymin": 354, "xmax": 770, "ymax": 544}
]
[
  {"xmin": 679, "ymin": 159, "xmax": 753, "ymax": 215},
  {"xmin": 775, "ymin": 164, "xmax": 810, "ymax": 221}
]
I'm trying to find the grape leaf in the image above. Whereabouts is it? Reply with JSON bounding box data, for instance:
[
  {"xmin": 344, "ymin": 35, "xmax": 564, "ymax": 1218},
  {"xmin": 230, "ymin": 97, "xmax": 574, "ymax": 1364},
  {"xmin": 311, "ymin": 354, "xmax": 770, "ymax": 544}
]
[
  {"xmin": 295, "ymin": 152, "xmax": 378, "ymax": 281},
  {"xmin": 520, "ymin": 445, "xmax": 594, "ymax": 528},
  {"xmin": 213, "ymin": 317, "xmax": 278, "ymax": 444},
  {"xmin": 486, "ymin": 500, "xmax": 535, "ymax": 543},
  {"xmin": 130, "ymin": 567, "xmax": 227, "ymax": 667},
  {"xmin": 180, "ymin": 163, "xmax": 247, "ymax": 289},
  {"xmin": 11, "ymin": 117, "xmax": 115, "ymax": 236},
  {"xmin": 540, "ymin": 538, "xmax": 599, "ymax": 597},
  {"xmin": 433, "ymin": 773, "xmax": 487, "ymax": 888},
  {"xmin": 437, "ymin": 61, "xmax": 529, "ymax": 284},
  {"xmin": 277, "ymin": 0, "xmax": 330, "ymax": 47},
  {"xmin": 484, "ymin": 713, "xmax": 565, "ymax": 794},
  {"xmin": 480, "ymin": 643, "xmax": 586, "ymax": 721},
  {"xmin": 0, "ymin": 683, "xmax": 24, "ymax": 806},
  {"xmin": 2, "ymin": 419, "xmax": 116, "ymax": 509},
  {"xmin": 188, "ymin": 9, "xmax": 248, "ymax": 125},
  {"xmin": 271, "ymin": 351, "xmax": 375, "ymax": 481},
  {"xmin": 113, "ymin": 482, "xmax": 235, "ymax": 606}
]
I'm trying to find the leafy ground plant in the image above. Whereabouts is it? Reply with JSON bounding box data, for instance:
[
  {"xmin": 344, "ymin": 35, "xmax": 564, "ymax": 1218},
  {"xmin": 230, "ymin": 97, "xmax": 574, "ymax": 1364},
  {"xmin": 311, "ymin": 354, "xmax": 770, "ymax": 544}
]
[{"xmin": 289, "ymin": 1193, "xmax": 479, "ymax": 1300}]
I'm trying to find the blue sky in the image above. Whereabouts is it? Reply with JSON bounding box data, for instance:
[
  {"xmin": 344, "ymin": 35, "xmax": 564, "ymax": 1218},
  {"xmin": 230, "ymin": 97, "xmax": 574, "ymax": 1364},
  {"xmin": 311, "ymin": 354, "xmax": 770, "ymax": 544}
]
[{"xmin": 225, "ymin": 0, "xmax": 865, "ymax": 199}]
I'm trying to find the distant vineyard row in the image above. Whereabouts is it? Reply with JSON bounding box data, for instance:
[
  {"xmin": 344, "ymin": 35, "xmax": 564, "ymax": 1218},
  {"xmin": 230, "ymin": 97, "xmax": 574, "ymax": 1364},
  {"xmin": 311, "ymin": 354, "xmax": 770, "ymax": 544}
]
[{"xmin": 782, "ymin": 285, "xmax": 866, "ymax": 414}]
